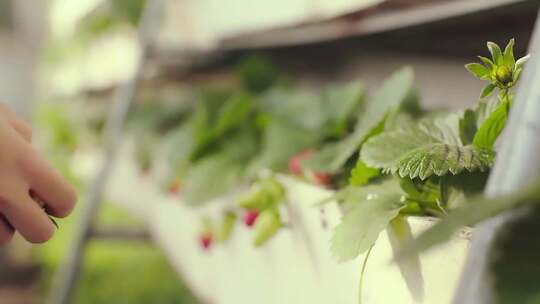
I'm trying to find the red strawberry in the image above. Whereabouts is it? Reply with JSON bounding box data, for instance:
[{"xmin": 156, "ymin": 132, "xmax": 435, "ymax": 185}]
[
  {"xmin": 243, "ymin": 210, "xmax": 260, "ymax": 227},
  {"xmin": 168, "ymin": 180, "xmax": 182, "ymax": 195},
  {"xmin": 288, "ymin": 149, "xmax": 313, "ymax": 177},
  {"xmin": 199, "ymin": 233, "xmax": 213, "ymax": 251},
  {"xmin": 313, "ymin": 172, "xmax": 332, "ymax": 186}
]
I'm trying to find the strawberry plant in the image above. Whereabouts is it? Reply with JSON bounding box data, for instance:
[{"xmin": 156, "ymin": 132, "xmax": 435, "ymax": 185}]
[
  {"xmin": 327, "ymin": 39, "xmax": 529, "ymax": 264},
  {"xmin": 119, "ymin": 41, "xmax": 535, "ymax": 299}
]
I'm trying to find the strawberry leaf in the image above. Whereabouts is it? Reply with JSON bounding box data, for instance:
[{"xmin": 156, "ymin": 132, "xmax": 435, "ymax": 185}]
[
  {"xmin": 397, "ymin": 181, "xmax": 540, "ymax": 259},
  {"xmin": 183, "ymin": 154, "xmax": 244, "ymax": 205},
  {"xmin": 304, "ymin": 67, "xmax": 414, "ymax": 173},
  {"xmin": 331, "ymin": 179, "xmax": 406, "ymax": 262},
  {"xmin": 473, "ymin": 97, "xmax": 510, "ymax": 150},
  {"xmin": 362, "ymin": 114, "xmax": 494, "ymax": 180},
  {"xmin": 349, "ymin": 160, "xmax": 380, "ymax": 186}
]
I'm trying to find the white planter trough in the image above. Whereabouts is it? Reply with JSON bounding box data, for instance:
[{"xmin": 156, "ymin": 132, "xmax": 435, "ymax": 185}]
[{"xmin": 74, "ymin": 146, "xmax": 471, "ymax": 304}]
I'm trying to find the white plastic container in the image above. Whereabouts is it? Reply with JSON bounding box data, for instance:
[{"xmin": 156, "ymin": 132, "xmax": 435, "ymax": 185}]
[{"xmin": 97, "ymin": 148, "xmax": 470, "ymax": 304}]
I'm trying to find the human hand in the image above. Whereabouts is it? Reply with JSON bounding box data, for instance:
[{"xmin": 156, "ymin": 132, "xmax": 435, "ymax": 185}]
[{"xmin": 0, "ymin": 104, "xmax": 77, "ymax": 244}]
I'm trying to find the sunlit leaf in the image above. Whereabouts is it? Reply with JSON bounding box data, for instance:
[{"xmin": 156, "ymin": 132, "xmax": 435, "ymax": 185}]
[
  {"xmin": 473, "ymin": 97, "xmax": 510, "ymax": 150},
  {"xmin": 349, "ymin": 160, "xmax": 380, "ymax": 186},
  {"xmin": 362, "ymin": 114, "xmax": 494, "ymax": 180},
  {"xmin": 331, "ymin": 180, "xmax": 405, "ymax": 262}
]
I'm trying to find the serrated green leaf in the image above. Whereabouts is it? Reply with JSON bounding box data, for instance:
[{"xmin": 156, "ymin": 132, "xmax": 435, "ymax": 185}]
[
  {"xmin": 487, "ymin": 41, "xmax": 504, "ymax": 65},
  {"xmin": 480, "ymin": 83, "xmax": 496, "ymax": 98},
  {"xmin": 349, "ymin": 160, "xmax": 380, "ymax": 186},
  {"xmin": 397, "ymin": 180, "xmax": 540, "ymax": 259},
  {"xmin": 362, "ymin": 115, "xmax": 494, "ymax": 180},
  {"xmin": 465, "ymin": 63, "xmax": 490, "ymax": 79},
  {"xmin": 304, "ymin": 67, "xmax": 414, "ymax": 173},
  {"xmin": 331, "ymin": 180, "xmax": 406, "ymax": 262},
  {"xmin": 503, "ymin": 38, "xmax": 515, "ymax": 68},
  {"xmin": 473, "ymin": 97, "xmax": 510, "ymax": 150}
]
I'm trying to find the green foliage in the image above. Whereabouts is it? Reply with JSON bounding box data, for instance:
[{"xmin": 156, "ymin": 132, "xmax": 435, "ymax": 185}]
[
  {"xmin": 361, "ymin": 114, "xmax": 494, "ymax": 180},
  {"xmin": 459, "ymin": 109, "xmax": 478, "ymax": 145},
  {"xmin": 397, "ymin": 181, "xmax": 540, "ymax": 259},
  {"xmin": 37, "ymin": 104, "xmax": 80, "ymax": 151},
  {"xmin": 247, "ymin": 119, "xmax": 319, "ymax": 174},
  {"xmin": 473, "ymin": 96, "xmax": 511, "ymax": 150},
  {"xmin": 111, "ymin": 0, "xmax": 147, "ymax": 25},
  {"xmin": 330, "ymin": 179, "xmax": 406, "ymax": 262},
  {"xmin": 183, "ymin": 154, "xmax": 244, "ymax": 205},
  {"xmin": 238, "ymin": 55, "xmax": 279, "ymax": 93},
  {"xmin": 304, "ymin": 66, "xmax": 414, "ymax": 173},
  {"xmin": 466, "ymin": 39, "xmax": 529, "ymax": 96},
  {"xmin": 215, "ymin": 212, "xmax": 237, "ymax": 243},
  {"xmin": 36, "ymin": 202, "xmax": 198, "ymax": 304},
  {"xmin": 190, "ymin": 91, "xmax": 254, "ymax": 161},
  {"xmin": 71, "ymin": 242, "xmax": 198, "ymax": 304},
  {"xmin": 253, "ymin": 208, "xmax": 282, "ymax": 247},
  {"xmin": 237, "ymin": 177, "xmax": 285, "ymax": 210},
  {"xmin": 321, "ymin": 81, "xmax": 365, "ymax": 137},
  {"xmin": 349, "ymin": 160, "xmax": 380, "ymax": 186}
]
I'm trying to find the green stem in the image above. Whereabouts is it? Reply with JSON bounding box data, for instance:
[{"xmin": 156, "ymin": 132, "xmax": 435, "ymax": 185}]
[{"xmin": 358, "ymin": 245, "xmax": 374, "ymax": 304}]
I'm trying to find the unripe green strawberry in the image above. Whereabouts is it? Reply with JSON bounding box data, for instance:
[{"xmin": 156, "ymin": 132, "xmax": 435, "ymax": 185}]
[
  {"xmin": 216, "ymin": 211, "xmax": 237, "ymax": 243},
  {"xmin": 237, "ymin": 186, "xmax": 271, "ymax": 210},
  {"xmin": 496, "ymin": 65, "xmax": 512, "ymax": 85},
  {"xmin": 260, "ymin": 178, "xmax": 285, "ymax": 203},
  {"xmin": 253, "ymin": 209, "xmax": 282, "ymax": 247}
]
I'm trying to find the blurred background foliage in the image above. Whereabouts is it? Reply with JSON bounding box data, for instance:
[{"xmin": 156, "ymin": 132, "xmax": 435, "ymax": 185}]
[{"xmin": 1, "ymin": 1, "xmax": 200, "ymax": 303}]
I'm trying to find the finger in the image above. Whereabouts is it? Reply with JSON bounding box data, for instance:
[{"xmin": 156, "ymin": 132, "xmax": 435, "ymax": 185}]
[
  {"xmin": 2, "ymin": 191, "xmax": 55, "ymax": 244},
  {"xmin": 10, "ymin": 119, "xmax": 32, "ymax": 142},
  {"xmin": 0, "ymin": 104, "xmax": 32, "ymax": 142},
  {"xmin": 21, "ymin": 151, "xmax": 77, "ymax": 218},
  {"xmin": 0, "ymin": 215, "xmax": 14, "ymax": 245}
]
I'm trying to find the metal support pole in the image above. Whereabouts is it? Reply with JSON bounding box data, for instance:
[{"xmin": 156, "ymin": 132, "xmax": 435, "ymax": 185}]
[
  {"xmin": 453, "ymin": 10, "xmax": 540, "ymax": 304},
  {"xmin": 47, "ymin": 1, "xmax": 164, "ymax": 304}
]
